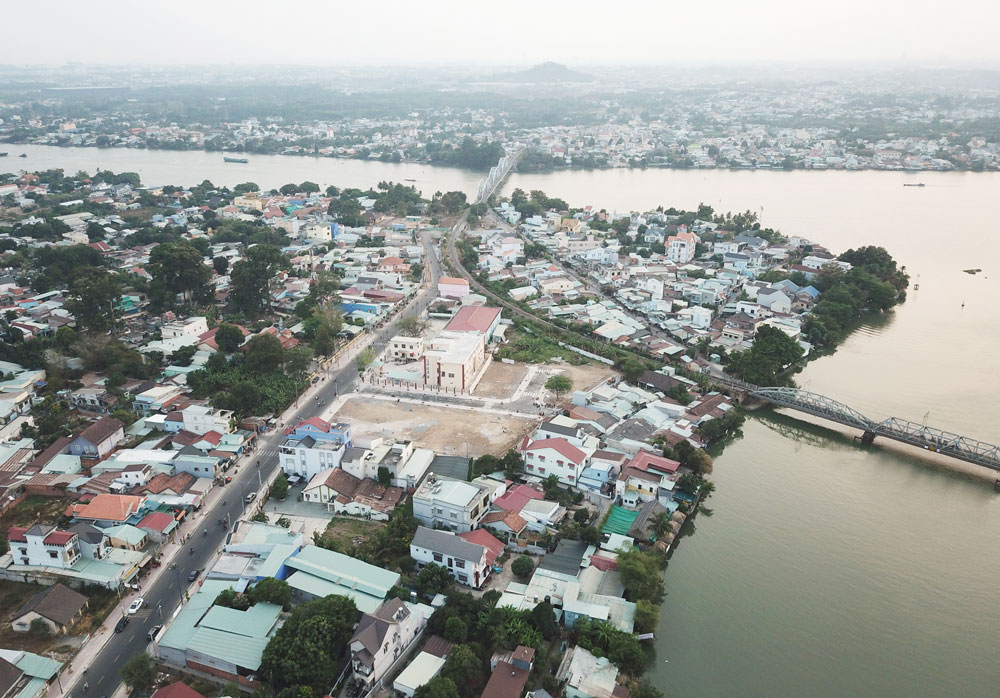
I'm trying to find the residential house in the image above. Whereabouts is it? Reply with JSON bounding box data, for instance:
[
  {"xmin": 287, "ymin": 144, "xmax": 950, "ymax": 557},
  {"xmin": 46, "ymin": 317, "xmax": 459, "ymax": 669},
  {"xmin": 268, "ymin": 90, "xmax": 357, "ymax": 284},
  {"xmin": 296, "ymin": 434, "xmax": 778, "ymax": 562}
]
[
  {"xmin": 412, "ymin": 474, "xmax": 498, "ymax": 532},
  {"xmin": 349, "ymin": 599, "xmax": 430, "ymax": 687},
  {"xmin": 180, "ymin": 405, "xmax": 233, "ymax": 436},
  {"xmin": 437, "ymin": 277, "xmax": 470, "ymax": 299},
  {"xmin": 481, "ymin": 646, "xmax": 533, "ymax": 698},
  {"xmin": 301, "ymin": 468, "xmax": 403, "ymax": 520},
  {"xmin": 557, "ymin": 646, "xmax": 621, "ymax": 698},
  {"xmin": 68, "ymin": 417, "xmax": 125, "ymax": 461},
  {"xmin": 410, "ymin": 526, "xmax": 502, "ymax": 589},
  {"xmin": 519, "ymin": 437, "xmax": 594, "ymax": 487},
  {"xmin": 6, "ymin": 525, "xmax": 81, "ymax": 569},
  {"xmin": 279, "ymin": 434, "xmax": 346, "ymax": 482},
  {"xmin": 443, "ymin": 306, "xmax": 502, "ymax": 343},
  {"xmin": 10, "ymin": 583, "xmax": 88, "ymax": 634}
]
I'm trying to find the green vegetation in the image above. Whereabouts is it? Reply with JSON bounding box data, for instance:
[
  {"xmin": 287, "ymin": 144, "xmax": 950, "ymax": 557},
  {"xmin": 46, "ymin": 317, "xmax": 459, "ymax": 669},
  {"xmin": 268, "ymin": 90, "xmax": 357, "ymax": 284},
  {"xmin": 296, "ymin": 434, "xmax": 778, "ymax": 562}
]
[
  {"xmin": 726, "ymin": 325, "xmax": 805, "ymax": 385},
  {"xmin": 415, "ymin": 562, "xmax": 453, "ymax": 596},
  {"xmin": 568, "ymin": 617, "xmax": 648, "ymax": 675},
  {"xmin": 426, "ymin": 138, "xmax": 504, "ymax": 170},
  {"xmin": 511, "ymin": 555, "xmax": 535, "ymax": 580},
  {"xmin": 617, "ymin": 549, "xmax": 666, "ymax": 605},
  {"xmin": 544, "ymin": 373, "xmax": 573, "ymax": 398},
  {"xmin": 188, "ymin": 341, "xmax": 305, "ymax": 418},
  {"xmin": 120, "ymin": 653, "xmax": 157, "ymax": 691},
  {"xmin": 230, "ymin": 244, "xmax": 291, "ymax": 317},
  {"xmin": 259, "ymin": 594, "xmax": 359, "ymax": 693}
]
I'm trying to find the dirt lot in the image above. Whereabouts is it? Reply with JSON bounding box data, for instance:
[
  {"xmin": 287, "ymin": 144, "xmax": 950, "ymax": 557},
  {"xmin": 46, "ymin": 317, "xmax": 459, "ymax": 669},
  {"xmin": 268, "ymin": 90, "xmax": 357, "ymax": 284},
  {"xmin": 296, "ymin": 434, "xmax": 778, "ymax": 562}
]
[
  {"xmin": 334, "ymin": 397, "xmax": 536, "ymax": 457},
  {"xmin": 0, "ymin": 495, "xmax": 74, "ymax": 531},
  {"xmin": 0, "ymin": 580, "xmax": 117, "ymax": 655},
  {"xmin": 542, "ymin": 362, "xmax": 618, "ymax": 393},
  {"xmin": 474, "ymin": 361, "xmax": 529, "ymax": 399},
  {"xmin": 321, "ymin": 517, "xmax": 387, "ymax": 550}
]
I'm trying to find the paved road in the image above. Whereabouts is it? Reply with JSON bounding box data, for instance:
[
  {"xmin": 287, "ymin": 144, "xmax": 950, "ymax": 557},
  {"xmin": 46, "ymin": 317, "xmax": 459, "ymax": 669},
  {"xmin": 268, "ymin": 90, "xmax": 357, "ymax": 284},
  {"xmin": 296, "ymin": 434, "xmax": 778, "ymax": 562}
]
[{"xmin": 65, "ymin": 225, "xmax": 448, "ymax": 698}]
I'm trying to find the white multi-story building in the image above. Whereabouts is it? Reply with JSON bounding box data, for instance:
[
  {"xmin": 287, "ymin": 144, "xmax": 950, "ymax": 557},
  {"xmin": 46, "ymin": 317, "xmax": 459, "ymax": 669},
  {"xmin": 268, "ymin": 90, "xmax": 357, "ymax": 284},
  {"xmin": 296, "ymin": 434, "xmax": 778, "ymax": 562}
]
[
  {"xmin": 280, "ymin": 436, "xmax": 346, "ymax": 481},
  {"xmin": 350, "ymin": 599, "xmax": 430, "ymax": 687},
  {"xmin": 389, "ymin": 336, "xmax": 424, "ymax": 362},
  {"xmin": 412, "ymin": 474, "xmax": 500, "ymax": 532},
  {"xmin": 6, "ymin": 525, "xmax": 82, "ymax": 569},
  {"xmin": 181, "ymin": 405, "xmax": 233, "ymax": 435},
  {"xmin": 410, "ymin": 526, "xmax": 498, "ymax": 588},
  {"xmin": 519, "ymin": 437, "xmax": 595, "ymax": 487},
  {"xmin": 160, "ymin": 316, "xmax": 208, "ymax": 339},
  {"xmin": 667, "ymin": 229, "xmax": 698, "ymax": 264}
]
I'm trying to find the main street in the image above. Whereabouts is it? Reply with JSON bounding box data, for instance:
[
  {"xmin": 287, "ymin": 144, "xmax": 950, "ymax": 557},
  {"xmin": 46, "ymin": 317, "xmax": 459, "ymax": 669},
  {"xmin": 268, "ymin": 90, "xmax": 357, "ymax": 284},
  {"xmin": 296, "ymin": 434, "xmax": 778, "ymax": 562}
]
[{"xmin": 64, "ymin": 225, "xmax": 447, "ymax": 698}]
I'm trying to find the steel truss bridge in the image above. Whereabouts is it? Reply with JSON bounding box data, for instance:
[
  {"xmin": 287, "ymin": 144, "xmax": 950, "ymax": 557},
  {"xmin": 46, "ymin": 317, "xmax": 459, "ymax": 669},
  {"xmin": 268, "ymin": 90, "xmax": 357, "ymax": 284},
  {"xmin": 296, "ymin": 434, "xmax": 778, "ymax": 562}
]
[
  {"xmin": 714, "ymin": 379, "xmax": 1000, "ymax": 472},
  {"xmin": 475, "ymin": 147, "xmax": 523, "ymax": 204}
]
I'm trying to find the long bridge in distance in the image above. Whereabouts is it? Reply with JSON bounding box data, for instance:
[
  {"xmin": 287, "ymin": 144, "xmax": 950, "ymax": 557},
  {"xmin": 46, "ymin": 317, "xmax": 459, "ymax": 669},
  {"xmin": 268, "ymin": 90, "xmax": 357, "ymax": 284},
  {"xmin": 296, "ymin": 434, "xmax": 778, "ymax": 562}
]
[{"xmin": 714, "ymin": 378, "xmax": 1000, "ymax": 472}]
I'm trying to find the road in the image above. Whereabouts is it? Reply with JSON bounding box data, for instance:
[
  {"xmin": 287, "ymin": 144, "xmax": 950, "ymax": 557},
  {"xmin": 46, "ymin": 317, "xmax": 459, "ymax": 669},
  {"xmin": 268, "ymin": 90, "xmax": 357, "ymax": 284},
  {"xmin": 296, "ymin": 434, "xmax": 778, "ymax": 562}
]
[{"xmin": 66, "ymin": 226, "xmax": 447, "ymax": 698}]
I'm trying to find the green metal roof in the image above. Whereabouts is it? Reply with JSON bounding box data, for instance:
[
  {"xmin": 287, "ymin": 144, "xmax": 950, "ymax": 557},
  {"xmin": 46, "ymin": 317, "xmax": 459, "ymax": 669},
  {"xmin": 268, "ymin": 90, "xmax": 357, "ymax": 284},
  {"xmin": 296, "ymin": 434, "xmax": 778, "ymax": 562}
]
[
  {"xmin": 601, "ymin": 506, "xmax": 640, "ymax": 536},
  {"xmin": 186, "ymin": 627, "xmax": 270, "ymax": 671},
  {"xmin": 14, "ymin": 652, "xmax": 59, "ymax": 680},
  {"xmin": 199, "ymin": 602, "xmax": 281, "ymax": 638},
  {"xmin": 158, "ymin": 580, "xmax": 235, "ymax": 651},
  {"xmin": 256, "ymin": 544, "xmax": 297, "ymax": 579},
  {"xmin": 14, "ymin": 677, "xmax": 47, "ymax": 698},
  {"xmin": 285, "ymin": 546, "xmax": 399, "ymax": 599},
  {"xmin": 285, "ymin": 570, "xmax": 385, "ymax": 613},
  {"xmin": 104, "ymin": 524, "xmax": 148, "ymax": 545},
  {"xmin": 240, "ymin": 522, "xmax": 300, "ymax": 546}
]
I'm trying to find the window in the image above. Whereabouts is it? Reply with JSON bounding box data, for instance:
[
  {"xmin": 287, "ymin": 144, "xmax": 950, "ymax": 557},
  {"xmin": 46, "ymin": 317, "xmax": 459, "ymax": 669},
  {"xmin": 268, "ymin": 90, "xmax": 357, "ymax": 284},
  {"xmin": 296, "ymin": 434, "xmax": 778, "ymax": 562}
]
[
  {"xmin": 19, "ymin": 547, "xmax": 26, "ymax": 555},
  {"xmin": 450, "ymin": 512, "xmax": 457, "ymax": 519},
  {"xmin": 455, "ymin": 559, "xmax": 465, "ymax": 569},
  {"xmin": 457, "ymin": 574, "xmax": 468, "ymax": 583},
  {"xmin": 538, "ymin": 455, "xmax": 546, "ymax": 462},
  {"xmin": 526, "ymin": 464, "xmax": 534, "ymax": 471},
  {"xmin": 48, "ymin": 551, "xmax": 58, "ymax": 559},
  {"xmin": 557, "ymin": 460, "xmax": 564, "ymax": 466},
  {"xmin": 539, "ymin": 467, "xmax": 546, "ymax": 474},
  {"xmin": 433, "ymin": 552, "xmax": 443, "ymax": 563}
]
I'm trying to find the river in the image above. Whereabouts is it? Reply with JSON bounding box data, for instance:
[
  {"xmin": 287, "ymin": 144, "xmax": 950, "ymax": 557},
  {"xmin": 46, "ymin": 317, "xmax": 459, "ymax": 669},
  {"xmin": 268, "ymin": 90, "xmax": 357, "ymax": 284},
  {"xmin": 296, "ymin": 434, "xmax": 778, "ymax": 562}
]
[{"xmin": 10, "ymin": 147, "xmax": 1000, "ymax": 696}]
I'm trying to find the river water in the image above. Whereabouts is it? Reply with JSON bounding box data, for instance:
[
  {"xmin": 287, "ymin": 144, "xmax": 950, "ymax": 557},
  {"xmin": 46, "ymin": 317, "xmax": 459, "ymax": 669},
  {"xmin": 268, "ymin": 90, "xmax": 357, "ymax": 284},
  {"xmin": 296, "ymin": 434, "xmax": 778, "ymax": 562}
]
[{"xmin": 9, "ymin": 146, "xmax": 1000, "ymax": 696}]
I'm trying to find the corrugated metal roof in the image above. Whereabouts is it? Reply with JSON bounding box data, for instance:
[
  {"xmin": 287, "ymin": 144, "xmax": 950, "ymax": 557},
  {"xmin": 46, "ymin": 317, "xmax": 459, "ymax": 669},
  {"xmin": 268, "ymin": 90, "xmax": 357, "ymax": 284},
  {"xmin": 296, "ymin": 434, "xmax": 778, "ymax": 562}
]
[
  {"xmin": 285, "ymin": 570, "xmax": 384, "ymax": 614},
  {"xmin": 187, "ymin": 627, "xmax": 270, "ymax": 671},
  {"xmin": 199, "ymin": 602, "xmax": 280, "ymax": 638},
  {"xmin": 284, "ymin": 546, "xmax": 399, "ymax": 600}
]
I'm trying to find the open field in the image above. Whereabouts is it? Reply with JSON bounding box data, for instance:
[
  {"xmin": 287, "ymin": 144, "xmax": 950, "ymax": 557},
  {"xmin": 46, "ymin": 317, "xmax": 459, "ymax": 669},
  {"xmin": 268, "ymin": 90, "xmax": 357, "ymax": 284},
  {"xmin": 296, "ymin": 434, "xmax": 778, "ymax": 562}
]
[
  {"xmin": 543, "ymin": 362, "xmax": 618, "ymax": 393},
  {"xmin": 321, "ymin": 517, "xmax": 387, "ymax": 550},
  {"xmin": 474, "ymin": 361, "xmax": 529, "ymax": 398},
  {"xmin": 0, "ymin": 495, "xmax": 74, "ymax": 531},
  {"xmin": 334, "ymin": 397, "xmax": 536, "ymax": 457}
]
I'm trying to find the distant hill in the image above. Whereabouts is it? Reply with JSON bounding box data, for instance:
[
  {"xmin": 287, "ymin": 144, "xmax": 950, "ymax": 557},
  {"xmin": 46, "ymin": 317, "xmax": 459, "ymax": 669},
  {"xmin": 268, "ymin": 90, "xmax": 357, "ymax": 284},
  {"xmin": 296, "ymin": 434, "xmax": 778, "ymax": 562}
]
[{"xmin": 491, "ymin": 62, "xmax": 594, "ymax": 84}]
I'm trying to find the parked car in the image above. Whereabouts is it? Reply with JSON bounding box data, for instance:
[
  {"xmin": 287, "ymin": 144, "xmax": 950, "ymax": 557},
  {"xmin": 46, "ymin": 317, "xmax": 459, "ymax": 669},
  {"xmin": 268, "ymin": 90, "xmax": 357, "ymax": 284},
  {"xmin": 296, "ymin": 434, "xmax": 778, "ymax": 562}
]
[
  {"xmin": 245, "ymin": 492, "xmax": 257, "ymax": 503},
  {"xmin": 147, "ymin": 624, "xmax": 163, "ymax": 642},
  {"xmin": 127, "ymin": 597, "xmax": 145, "ymax": 615},
  {"xmin": 114, "ymin": 616, "xmax": 129, "ymax": 633},
  {"xmin": 188, "ymin": 569, "xmax": 200, "ymax": 582}
]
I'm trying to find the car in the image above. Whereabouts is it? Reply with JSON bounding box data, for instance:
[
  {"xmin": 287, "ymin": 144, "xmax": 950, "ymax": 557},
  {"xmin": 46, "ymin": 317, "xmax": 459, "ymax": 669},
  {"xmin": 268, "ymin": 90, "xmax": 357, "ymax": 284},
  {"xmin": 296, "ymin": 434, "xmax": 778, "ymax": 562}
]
[
  {"xmin": 148, "ymin": 624, "xmax": 163, "ymax": 642},
  {"xmin": 188, "ymin": 569, "xmax": 200, "ymax": 582},
  {"xmin": 127, "ymin": 597, "xmax": 145, "ymax": 615},
  {"xmin": 245, "ymin": 492, "xmax": 257, "ymax": 503},
  {"xmin": 225, "ymin": 475, "xmax": 233, "ymax": 483},
  {"xmin": 114, "ymin": 616, "xmax": 129, "ymax": 633}
]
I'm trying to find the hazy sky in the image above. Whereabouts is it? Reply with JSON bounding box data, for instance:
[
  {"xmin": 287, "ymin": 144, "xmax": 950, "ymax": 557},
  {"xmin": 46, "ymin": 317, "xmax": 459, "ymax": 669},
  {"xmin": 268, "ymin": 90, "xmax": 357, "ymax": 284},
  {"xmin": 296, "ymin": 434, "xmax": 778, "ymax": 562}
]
[{"xmin": 0, "ymin": 0, "xmax": 996, "ymax": 67}]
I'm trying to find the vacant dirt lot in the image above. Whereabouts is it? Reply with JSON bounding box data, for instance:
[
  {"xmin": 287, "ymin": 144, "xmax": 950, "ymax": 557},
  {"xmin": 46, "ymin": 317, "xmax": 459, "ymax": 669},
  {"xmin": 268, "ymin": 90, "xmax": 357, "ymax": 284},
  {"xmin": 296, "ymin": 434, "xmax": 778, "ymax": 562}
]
[
  {"xmin": 474, "ymin": 361, "xmax": 529, "ymax": 399},
  {"xmin": 334, "ymin": 397, "xmax": 536, "ymax": 457},
  {"xmin": 542, "ymin": 362, "xmax": 618, "ymax": 393},
  {"xmin": 322, "ymin": 517, "xmax": 387, "ymax": 549}
]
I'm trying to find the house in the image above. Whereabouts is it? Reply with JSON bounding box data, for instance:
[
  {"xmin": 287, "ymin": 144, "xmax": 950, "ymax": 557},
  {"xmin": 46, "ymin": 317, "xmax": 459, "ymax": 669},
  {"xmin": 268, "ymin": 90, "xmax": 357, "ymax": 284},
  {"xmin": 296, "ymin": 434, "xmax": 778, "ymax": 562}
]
[
  {"xmin": 161, "ymin": 316, "xmax": 209, "ymax": 340},
  {"xmin": 481, "ymin": 646, "xmax": 534, "ymax": 698},
  {"xmin": 68, "ymin": 417, "xmax": 125, "ymax": 461},
  {"xmin": 349, "ymin": 598, "xmax": 430, "ymax": 688},
  {"xmin": 6, "ymin": 525, "xmax": 81, "ymax": 569},
  {"xmin": 615, "ymin": 451, "xmax": 680, "ymax": 507},
  {"xmin": 68, "ymin": 493, "xmax": 146, "ymax": 527},
  {"xmin": 0, "ymin": 650, "xmax": 61, "ymax": 698},
  {"xmin": 393, "ymin": 647, "xmax": 447, "ymax": 698},
  {"xmin": 444, "ymin": 306, "xmax": 502, "ymax": 342},
  {"xmin": 150, "ymin": 682, "xmax": 207, "ymax": 698},
  {"xmin": 557, "ymin": 646, "xmax": 621, "ymax": 698},
  {"xmin": 389, "ymin": 336, "xmax": 424, "ymax": 362},
  {"xmin": 410, "ymin": 526, "xmax": 501, "ymax": 589},
  {"xmin": 10, "ymin": 583, "xmax": 89, "ymax": 634},
  {"xmin": 437, "ymin": 277, "xmax": 470, "ymax": 299},
  {"xmin": 179, "ymin": 405, "xmax": 233, "ymax": 436},
  {"xmin": 282, "ymin": 417, "xmax": 352, "ymax": 446},
  {"xmin": 282, "ymin": 545, "xmax": 400, "ymax": 612},
  {"xmin": 68, "ymin": 387, "xmax": 116, "ymax": 414},
  {"xmin": 667, "ymin": 228, "xmax": 698, "ymax": 264},
  {"xmin": 279, "ymin": 434, "xmax": 346, "ymax": 482},
  {"xmin": 421, "ymin": 331, "xmax": 487, "ymax": 393},
  {"xmin": 519, "ymin": 437, "xmax": 594, "ymax": 487},
  {"xmin": 412, "ymin": 474, "xmax": 498, "ymax": 532},
  {"xmin": 301, "ymin": 468, "xmax": 403, "ymax": 520}
]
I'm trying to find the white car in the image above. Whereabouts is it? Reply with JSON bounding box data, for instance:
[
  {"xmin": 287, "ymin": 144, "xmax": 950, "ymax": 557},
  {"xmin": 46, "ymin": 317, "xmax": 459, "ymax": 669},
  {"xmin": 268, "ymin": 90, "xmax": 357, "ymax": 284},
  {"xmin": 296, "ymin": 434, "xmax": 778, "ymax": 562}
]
[{"xmin": 128, "ymin": 597, "xmax": 145, "ymax": 615}]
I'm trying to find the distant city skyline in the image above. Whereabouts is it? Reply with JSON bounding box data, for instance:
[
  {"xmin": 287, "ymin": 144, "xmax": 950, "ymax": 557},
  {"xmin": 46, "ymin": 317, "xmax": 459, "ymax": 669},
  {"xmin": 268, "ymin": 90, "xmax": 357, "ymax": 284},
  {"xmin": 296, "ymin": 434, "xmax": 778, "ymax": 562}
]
[{"xmin": 1, "ymin": 0, "xmax": 998, "ymax": 69}]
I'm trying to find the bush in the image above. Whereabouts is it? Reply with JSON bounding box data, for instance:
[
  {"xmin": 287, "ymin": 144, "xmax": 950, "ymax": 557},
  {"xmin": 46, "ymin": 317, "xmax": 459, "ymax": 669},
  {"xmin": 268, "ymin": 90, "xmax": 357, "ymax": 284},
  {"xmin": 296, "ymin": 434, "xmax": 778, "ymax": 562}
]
[
  {"xmin": 444, "ymin": 616, "xmax": 467, "ymax": 643},
  {"xmin": 511, "ymin": 555, "xmax": 534, "ymax": 580}
]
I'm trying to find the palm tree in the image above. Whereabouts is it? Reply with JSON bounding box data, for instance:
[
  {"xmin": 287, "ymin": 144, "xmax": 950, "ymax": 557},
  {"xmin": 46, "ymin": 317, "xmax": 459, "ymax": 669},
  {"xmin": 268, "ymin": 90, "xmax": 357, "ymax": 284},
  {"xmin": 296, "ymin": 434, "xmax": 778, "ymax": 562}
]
[{"xmin": 649, "ymin": 511, "xmax": 672, "ymax": 539}]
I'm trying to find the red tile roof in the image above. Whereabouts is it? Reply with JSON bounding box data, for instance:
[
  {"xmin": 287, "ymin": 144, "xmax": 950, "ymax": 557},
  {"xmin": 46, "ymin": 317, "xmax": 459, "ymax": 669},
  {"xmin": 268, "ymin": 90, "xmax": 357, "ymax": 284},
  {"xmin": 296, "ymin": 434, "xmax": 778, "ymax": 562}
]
[
  {"xmin": 521, "ymin": 438, "xmax": 587, "ymax": 465},
  {"xmin": 457, "ymin": 529, "xmax": 504, "ymax": 566},
  {"xmin": 43, "ymin": 530, "xmax": 77, "ymax": 546},
  {"xmin": 626, "ymin": 450, "xmax": 680, "ymax": 474},
  {"xmin": 151, "ymin": 682, "xmax": 206, "ymax": 698},
  {"xmin": 137, "ymin": 511, "xmax": 176, "ymax": 532},
  {"xmin": 493, "ymin": 484, "xmax": 544, "ymax": 513},
  {"xmin": 445, "ymin": 306, "xmax": 501, "ymax": 334}
]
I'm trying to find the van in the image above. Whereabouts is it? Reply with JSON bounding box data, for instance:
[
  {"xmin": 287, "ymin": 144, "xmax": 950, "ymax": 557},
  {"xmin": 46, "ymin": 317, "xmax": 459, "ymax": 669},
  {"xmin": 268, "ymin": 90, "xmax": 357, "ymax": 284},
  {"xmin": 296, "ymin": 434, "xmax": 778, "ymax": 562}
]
[
  {"xmin": 148, "ymin": 624, "xmax": 163, "ymax": 642},
  {"xmin": 245, "ymin": 492, "xmax": 257, "ymax": 503}
]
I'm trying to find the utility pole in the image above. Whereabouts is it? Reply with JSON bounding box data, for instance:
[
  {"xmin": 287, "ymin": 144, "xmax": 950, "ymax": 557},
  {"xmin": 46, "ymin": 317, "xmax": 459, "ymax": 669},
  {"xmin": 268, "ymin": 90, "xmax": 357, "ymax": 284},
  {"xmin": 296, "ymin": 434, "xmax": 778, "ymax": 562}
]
[{"xmin": 49, "ymin": 653, "xmax": 63, "ymax": 693}]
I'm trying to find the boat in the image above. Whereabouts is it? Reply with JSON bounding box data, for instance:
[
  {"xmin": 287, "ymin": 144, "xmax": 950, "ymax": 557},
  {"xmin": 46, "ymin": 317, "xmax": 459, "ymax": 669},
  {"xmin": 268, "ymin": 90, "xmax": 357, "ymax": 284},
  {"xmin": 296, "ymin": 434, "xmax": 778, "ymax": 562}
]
[
  {"xmin": 404, "ymin": 178, "xmax": 416, "ymax": 182},
  {"xmin": 223, "ymin": 157, "xmax": 248, "ymax": 164},
  {"xmin": 0, "ymin": 152, "xmax": 7, "ymax": 157},
  {"xmin": 902, "ymin": 183, "xmax": 925, "ymax": 187},
  {"xmin": 18, "ymin": 153, "xmax": 27, "ymax": 158}
]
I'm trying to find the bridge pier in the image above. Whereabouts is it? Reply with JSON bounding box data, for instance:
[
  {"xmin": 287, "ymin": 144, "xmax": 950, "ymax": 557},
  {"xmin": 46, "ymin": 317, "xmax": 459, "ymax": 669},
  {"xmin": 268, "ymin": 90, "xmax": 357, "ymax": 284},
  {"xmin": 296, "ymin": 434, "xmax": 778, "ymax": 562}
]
[{"xmin": 860, "ymin": 430, "xmax": 876, "ymax": 445}]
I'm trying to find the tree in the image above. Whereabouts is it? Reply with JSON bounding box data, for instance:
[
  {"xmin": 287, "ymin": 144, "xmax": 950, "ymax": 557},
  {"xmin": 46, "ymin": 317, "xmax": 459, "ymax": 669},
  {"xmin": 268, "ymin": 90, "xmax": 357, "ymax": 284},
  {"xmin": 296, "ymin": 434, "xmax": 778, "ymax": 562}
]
[
  {"xmin": 355, "ymin": 346, "xmax": 377, "ymax": 374},
  {"xmin": 249, "ymin": 577, "xmax": 293, "ymax": 609},
  {"xmin": 300, "ymin": 181, "xmax": 320, "ymax": 193},
  {"xmin": 234, "ymin": 182, "xmax": 259, "ymax": 195},
  {"xmin": 727, "ymin": 324, "xmax": 804, "ymax": 385},
  {"xmin": 377, "ymin": 466, "xmax": 392, "ymax": 487},
  {"xmin": 511, "ymin": 555, "xmax": 534, "ymax": 581},
  {"xmin": 284, "ymin": 347, "xmax": 313, "ymax": 377},
  {"xmin": 397, "ymin": 315, "xmax": 427, "ymax": 336},
  {"xmin": 443, "ymin": 616, "xmax": 467, "ymax": 643},
  {"xmin": 120, "ymin": 653, "xmax": 156, "ymax": 690},
  {"xmin": 221, "ymin": 681, "xmax": 243, "ymax": 697},
  {"xmin": 271, "ymin": 473, "xmax": 289, "ymax": 500},
  {"xmin": 441, "ymin": 644, "xmax": 485, "ymax": 698},
  {"xmin": 213, "ymin": 256, "xmax": 229, "ymax": 275},
  {"xmin": 635, "ymin": 599, "xmax": 660, "ymax": 634},
  {"xmin": 573, "ymin": 508, "xmax": 590, "ymax": 524},
  {"xmin": 617, "ymin": 549, "xmax": 664, "ymax": 603},
  {"xmin": 230, "ymin": 244, "xmax": 290, "ymax": 316},
  {"xmin": 413, "ymin": 676, "xmax": 459, "ymax": 698},
  {"xmin": 245, "ymin": 333, "xmax": 284, "ymax": 373},
  {"xmin": 67, "ymin": 268, "xmax": 122, "ymax": 332},
  {"xmin": 215, "ymin": 323, "xmax": 245, "ymax": 353},
  {"xmin": 544, "ymin": 373, "xmax": 573, "ymax": 398},
  {"xmin": 148, "ymin": 240, "xmax": 212, "ymax": 308},
  {"xmin": 528, "ymin": 601, "xmax": 557, "ymax": 640},
  {"xmin": 415, "ymin": 563, "xmax": 453, "ymax": 596},
  {"xmin": 259, "ymin": 594, "xmax": 359, "ymax": 691},
  {"xmin": 28, "ymin": 618, "xmax": 51, "ymax": 637},
  {"xmin": 311, "ymin": 306, "xmax": 343, "ymax": 356}
]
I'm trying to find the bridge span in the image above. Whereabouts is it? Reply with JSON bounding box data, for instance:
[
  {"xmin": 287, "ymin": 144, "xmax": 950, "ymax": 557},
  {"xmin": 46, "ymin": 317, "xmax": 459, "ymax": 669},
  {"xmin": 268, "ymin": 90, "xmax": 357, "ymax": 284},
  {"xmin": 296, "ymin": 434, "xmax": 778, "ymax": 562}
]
[
  {"xmin": 713, "ymin": 379, "xmax": 1000, "ymax": 472},
  {"xmin": 475, "ymin": 147, "xmax": 523, "ymax": 203}
]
